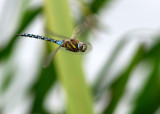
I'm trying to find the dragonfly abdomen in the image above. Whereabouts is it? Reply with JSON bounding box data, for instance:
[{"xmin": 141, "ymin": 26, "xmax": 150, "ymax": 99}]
[{"xmin": 17, "ymin": 33, "xmax": 58, "ymax": 43}]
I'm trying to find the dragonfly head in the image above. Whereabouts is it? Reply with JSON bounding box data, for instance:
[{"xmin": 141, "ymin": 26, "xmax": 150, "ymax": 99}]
[{"xmin": 78, "ymin": 42, "xmax": 87, "ymax": 52}]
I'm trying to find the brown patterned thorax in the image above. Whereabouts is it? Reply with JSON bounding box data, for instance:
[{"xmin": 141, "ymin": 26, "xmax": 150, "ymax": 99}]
[{"xmin": 62, "ymin": 39, "xmax": 80, "ymax": 52}]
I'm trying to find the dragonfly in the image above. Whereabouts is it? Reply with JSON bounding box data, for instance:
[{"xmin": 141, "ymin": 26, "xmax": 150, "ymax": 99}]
[
  {"xmin": 17, "ymin": 32, "xmax": 91, "ymax": 53},
  {"xmin": 17, "ymin": 15, "xmax": 95, "ymax": 67}
]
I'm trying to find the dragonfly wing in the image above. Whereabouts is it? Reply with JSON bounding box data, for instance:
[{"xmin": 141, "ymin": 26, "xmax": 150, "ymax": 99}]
[
  {"xmin": 43, "ymin": 46, "xmax": 61, "ymax": 68},
  {"xmin": 85, "ymin": 42, "xmax": 92, "ymax": 53},
  {"xmin": 44, "ymin": 28, "xmax": 70, "ymax": 39},
  {"xmin": 71, "ymin": 24, "xmax": 84, "ymax": 39},
  {"xmin": 71, "ymin": 14, "xmax": 98, "ymax": 39}
]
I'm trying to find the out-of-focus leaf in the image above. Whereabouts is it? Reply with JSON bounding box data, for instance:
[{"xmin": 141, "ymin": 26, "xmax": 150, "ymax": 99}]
[
  {"xmin": 93, "ymin": 32, "xmax": 158, "ymax": 100},
  {"xmin": 1, "ymin": 68, "xmax": 15, "ymax": 92},
  {"xmin": 143, "ymin": 39, "xmax": 160, "ymax": 60},
  {"xmin": 103, "ymin": 44, "xmax": 146, "ymax": 114},
  {"xmin": 0, "ymin": 7, "xmax": 42, "ymax": 60},
  {"xmin": 90, "ymin": 0, "xmax": 112, "ymax": 13},
  {"xmin": 44, "ymin": 0, "xmax": 93, "ymax": 114},
  {"xmin": 30, "ymin": 48, "xmax": 57, "ymax": 114},
  {"xmin": 132, "ymin": 61, "xmax": 160, "ymax": 114},
  {"xmin": 17, "ymin": 7, "xmax": 42, "ymax": 33},
  {"xmin": 132, "ymin": 40, "xmax": 160, "ymax": 114},
  {"xmin": 93, "ymin": 38, "xmax": 127, "ymax": 96},
  {"xmin": 93, "ymin": 32, "xmax": 137, "ymax": 99}
]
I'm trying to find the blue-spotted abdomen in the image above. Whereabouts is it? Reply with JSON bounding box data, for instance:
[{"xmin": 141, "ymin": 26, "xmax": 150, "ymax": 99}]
[{"xmin": 17, "ymin": 33, "xmax": 57, "ymax": 43}]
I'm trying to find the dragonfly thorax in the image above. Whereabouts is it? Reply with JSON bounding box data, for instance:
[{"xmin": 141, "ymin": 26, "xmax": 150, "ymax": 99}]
[{"xmin": 61, "ymin": 39, "xmax": 87, "ymax": 53}]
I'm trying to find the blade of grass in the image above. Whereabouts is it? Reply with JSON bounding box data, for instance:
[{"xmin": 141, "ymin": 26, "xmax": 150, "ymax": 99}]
[
  {"xmin": 93, "ymin": 38, "xmax": 127, "ymax": 96},
  {"xmin": 1, "ymin": 66, "xmax": 15, "ymax": 92},
  {"xmin": 102, "ymin": 38, "xmax": 160, "ymax": 114},
  {"xmin": 103, "ymin": 44, "xmax": 146, "ymax": 114},
  {"xmin": 93, "ymin": 30, "xmax": 156, "ymax": 100},
  {"xmin": 90, "ymin": 0, "xmax": 112, "ymax": 13},
  {"xmin": 132, "ymin": 60, "xmax": 160, "ymax": 114},
  {"xmin": 30, "ymin": 51, "xmax": 57, "ymax": 114},
  {"xmin": 0, "ymin": 7, "xmax": 42, "ymax": 60},
  {"xmin": 44, "ymin": 0, "xmax": 93, "ymax": 114},
  {"xmin": 93, "ymin": 32, "xmax": 139, "ymax": 99},
  {"xmin": 132, "ymin": 39, "xmax": 160, "ymax": 114}
]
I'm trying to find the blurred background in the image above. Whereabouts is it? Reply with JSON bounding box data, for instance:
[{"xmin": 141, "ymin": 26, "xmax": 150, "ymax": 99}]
[{"xmin": 0, "ymin": 0, "xmax": 160, "ymax": 114}]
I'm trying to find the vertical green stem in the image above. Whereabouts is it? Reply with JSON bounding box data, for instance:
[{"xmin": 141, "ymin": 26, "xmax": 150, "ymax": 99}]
[{"xmin": 43, "ymin": 0, "xmax": 93, "ymax": 114}]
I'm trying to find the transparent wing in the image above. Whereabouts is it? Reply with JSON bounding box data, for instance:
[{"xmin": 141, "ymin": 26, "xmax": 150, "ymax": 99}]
[
  {"xmin": 84, "ymin": 42, "xmax": 92, "ymax": 54},
  {"xmin": 71, "ymin": 14, "xmax": 98, "ymax": 39},
  {"xmin": 71, "ymin": 23, "xmax": 84, "ymax": 39},
  {"xmin": 43, "ymin": 46, "xmax": 61, "ymax": 68},
  {"xmin": 45, "ymin": 28, "xmax": 70, "ymax": 39}
]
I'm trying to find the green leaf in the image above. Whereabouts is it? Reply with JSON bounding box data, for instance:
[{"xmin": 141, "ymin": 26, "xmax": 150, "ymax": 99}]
[
  {"xmin": 132, "ymin": 40, "xmax": 160, "ymax": 114},
  {"xmin": 103, "ymin": 44, "xmax": 146, "ymax": 114},
  {"xmin": 1, "ymin": 68, "xmax": 15, "ymax": 92},
  {"xmin": 30, "ymin": 57, "xmax": 57, "ymax": 114},
  {"xmin": 90, "ymin": 0, "xmax": 112, "ymax": 13},
  {"xmin": 0, "ymin": 7, "xmax": 42, "ymax": 61},
  {"xmin": 93, "ymin": 38, "xmax": 128, "ymax": 97},
  {"xmin": 132, "ymin": 61, "xmax": 160, "ymax": 114},
  {"xmin": 44, "ymin": 0, "xmax": 93, "ymax": 114}
]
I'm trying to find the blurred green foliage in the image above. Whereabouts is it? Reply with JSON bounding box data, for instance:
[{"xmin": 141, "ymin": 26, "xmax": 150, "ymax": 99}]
[
  {"xmin": 0, "ymin": 7, "xmax": 42, "ymax": 60},
  {"xmin": 0, "ymin": 0, "xmax": 160, "ymax": 114},
  {"xmin": 30, "ymin": 60, "xmax": 57, "ymax": 114}
]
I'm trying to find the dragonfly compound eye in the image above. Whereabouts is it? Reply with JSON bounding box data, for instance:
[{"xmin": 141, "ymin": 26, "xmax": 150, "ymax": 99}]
[
  {"xmin": 78, "ymin": 42, "xmax": 85, "ymax": 52},
  {"xmin": 82, "ymin": 44, "xmax": 87, "ymax": 52},
  {"xmin": 78, "ymin": 42, "xmax": 87, "ymax": 52}
]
